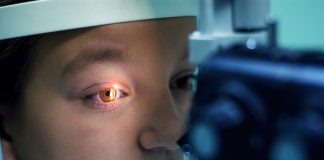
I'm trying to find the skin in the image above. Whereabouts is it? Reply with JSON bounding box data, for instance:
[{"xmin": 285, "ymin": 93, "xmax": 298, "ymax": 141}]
[{"xmin": 2, "ymin": 17, "xmax": 196, "ymax": 160}]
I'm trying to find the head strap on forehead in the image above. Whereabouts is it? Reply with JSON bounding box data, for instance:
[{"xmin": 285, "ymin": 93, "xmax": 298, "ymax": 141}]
[{"xmin": 0, "ymin": 0, "xmax": 197, "ymax": 40}]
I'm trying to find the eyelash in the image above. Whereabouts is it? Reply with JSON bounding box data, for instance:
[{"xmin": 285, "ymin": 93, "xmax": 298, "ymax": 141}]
[{"xmin": 82, "ymin": 84, "xmax": 128, "ymax": 110}]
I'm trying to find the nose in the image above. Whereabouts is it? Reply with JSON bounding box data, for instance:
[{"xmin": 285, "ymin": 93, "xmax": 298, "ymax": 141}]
[{"xmin": 139, "ymin": 88, "xmax": 186, "ymax": 151}]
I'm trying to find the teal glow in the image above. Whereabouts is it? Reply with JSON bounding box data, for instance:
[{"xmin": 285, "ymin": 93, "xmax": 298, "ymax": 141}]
[{"xmin": 272, "ymin": 0, "xmax": 324, "ymax": 49}]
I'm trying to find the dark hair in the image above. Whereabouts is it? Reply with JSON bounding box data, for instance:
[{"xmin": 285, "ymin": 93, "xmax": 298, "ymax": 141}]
[
  {"xmin": 0, "ymin": 0, "xmax": 39, "ymax": 139},
  {"xmin": 0, "ymin": 37, "xmax": 39, "ymax": 140},
  {"xmin": 0, "ymin": 37, "xmax": 38, "ymax": 107}
]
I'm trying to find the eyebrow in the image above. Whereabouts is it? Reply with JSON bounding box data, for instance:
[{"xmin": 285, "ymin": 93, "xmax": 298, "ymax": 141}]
[{"xmin": 62, "ymin": 45, "xmax": 129, "ymax": 78}]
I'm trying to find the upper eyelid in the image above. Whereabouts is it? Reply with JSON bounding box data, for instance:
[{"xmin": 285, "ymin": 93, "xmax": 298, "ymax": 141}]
[
  {"xmin": 171, "ymin": 68, "xmax": 197, "ymax": 81},
  {"xmin": 82, "ymin": 82, "xmax": 124, "ymax": 90}
]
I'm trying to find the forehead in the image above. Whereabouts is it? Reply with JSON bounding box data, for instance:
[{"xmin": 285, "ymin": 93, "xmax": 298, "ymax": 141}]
[{"xmin": 30, "ymin": 18, "xmax": 195, "ymax": 82}]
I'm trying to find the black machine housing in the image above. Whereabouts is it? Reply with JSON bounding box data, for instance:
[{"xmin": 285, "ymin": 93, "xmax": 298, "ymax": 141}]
[{"xmin": 187, "ymin": 45, "xmax": 324, "ymax": 160}]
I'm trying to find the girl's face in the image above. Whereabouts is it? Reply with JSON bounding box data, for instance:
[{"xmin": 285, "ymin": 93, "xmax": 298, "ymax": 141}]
[{"xmin": 3, "ymin": 18, "xmax": 196, "ymax": 160}]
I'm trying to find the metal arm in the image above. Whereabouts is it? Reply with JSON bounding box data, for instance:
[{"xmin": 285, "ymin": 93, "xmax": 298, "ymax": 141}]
[{"xmin": 190, "ymin": 0, "xmax": 270, "ymax": 63}]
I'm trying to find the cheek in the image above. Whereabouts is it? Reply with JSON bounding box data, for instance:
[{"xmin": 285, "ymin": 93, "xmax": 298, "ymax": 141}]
[
  {"xmin": 173, "ymin": 92, "xmax": 193, "ymax": 117},
  {"xmin": 179, "ymin": 97, "xmax": 192, "ymax": 123},
  {"xmin": 14, "ymin": 83, "xmax": 142, "ymax": 160},
  {"xmin": 183, "ymin": 96, "xmax": 192, "ymax": 116}
]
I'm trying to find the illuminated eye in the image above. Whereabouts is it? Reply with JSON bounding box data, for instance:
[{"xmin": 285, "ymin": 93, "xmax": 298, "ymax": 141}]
[{"xmin": 99, "ymin": 88, "xmax": 117, "ymax": 102}]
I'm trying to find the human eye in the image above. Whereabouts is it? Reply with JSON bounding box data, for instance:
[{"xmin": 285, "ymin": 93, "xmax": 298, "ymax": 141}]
[
  {"xmin": 170, "ymin": 70, "xmax": 198, "ymax": 93},
  {"xmin": 81, "ymin": 83, "xmax": 129, "ymax": 110}
]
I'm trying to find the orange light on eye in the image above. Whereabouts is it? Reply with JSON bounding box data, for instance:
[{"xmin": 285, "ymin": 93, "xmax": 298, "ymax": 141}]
[{"xmin": 99, "ymin": 88, "xmax": 117, "ymax": 102}]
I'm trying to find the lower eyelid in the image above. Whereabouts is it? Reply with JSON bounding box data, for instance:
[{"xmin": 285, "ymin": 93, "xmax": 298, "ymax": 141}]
[
  {"xmin": 90, "ymin": 101, "xmax": 119, "ymax": 110},
  {"xmin": 83, "ymin": 96, "xmax": 120, "ymax": 110}
]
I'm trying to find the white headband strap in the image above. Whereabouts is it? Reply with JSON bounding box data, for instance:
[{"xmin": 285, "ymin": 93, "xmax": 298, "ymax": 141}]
[{"xmin": 0, "ymin": 0, "xmax": 197, "ymax": 40}]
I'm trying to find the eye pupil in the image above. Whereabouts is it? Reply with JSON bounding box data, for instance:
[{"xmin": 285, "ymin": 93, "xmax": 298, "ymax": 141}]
[
  {"xmin": 99, "ymin": 88, "xmax": 117, "ymax": 102},
  {"xmin": 105, "ymin": 91, "xmax": 111, "ymax": 96}
]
